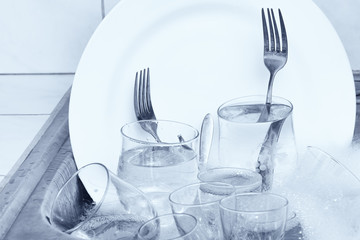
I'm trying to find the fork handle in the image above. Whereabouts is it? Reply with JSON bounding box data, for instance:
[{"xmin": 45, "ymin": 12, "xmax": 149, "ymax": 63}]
[
  {"xmin": 258, "ymin": 72, "xmax": 276, "ymax": 122},
  {"xmin": 265, "ymin": 72, "xmax": 276, "ymax": 105},
  {"xmin": 256, "ymin": 118, "xmax": 285, "ymax": 191},
  {"xmin": 140, "ymin": 121, "xmax": 162, "ymax": 142},
  {"xmin": 141, "ymin": 122, "xmax": 192, "ymax": 150}
]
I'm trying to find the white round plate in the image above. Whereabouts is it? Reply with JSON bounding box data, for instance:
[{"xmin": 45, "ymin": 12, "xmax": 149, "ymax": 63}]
[{"xmin": 69, "ymin": 0, "xmax": 356, "ymax": 171}]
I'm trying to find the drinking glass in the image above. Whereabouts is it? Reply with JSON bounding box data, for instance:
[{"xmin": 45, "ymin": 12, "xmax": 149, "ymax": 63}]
[
  {"xmin": 294, "ymin": 146, "xmax": 360, "ymax": 205},
  {"xmin": 284, "ymin": 212, "xmax": 304, "ymax": 240},
  {"xmin": 197, "ymin": 167, "xmax": 262, "ymax": 193},
  {"xmin": 50, "ymin": 163, "xmax": 157, "ymax": 239},
  {"xmin": 137, "ymin": 213, "xmax": 206, "ymax": 240},
  {"xmin": 169, "ymin": 182, "xmax": 235, "ymax": 239},
  {"xmin": 280, "ymin": 146, "xmax": 360, "ymax": 239},
  {"xmin": 118, "ymin": 120, "xmax": 199, "ymax": 214},
  {"xmin": 217, "ymin": 95, "xmax": 297, "ymax": 190},
  {"xmin": 220, "ymin": 193, "xmax": 288, "ymax": 240}
]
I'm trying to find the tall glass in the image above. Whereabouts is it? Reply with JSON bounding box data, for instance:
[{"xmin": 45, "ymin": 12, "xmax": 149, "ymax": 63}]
[
  {"xmin": 217, "ymin": 95, "xmax": 297, "ymax": 190},
  {"xmin": 169, "ymin": 182, "xmax": 235, "ymax": 239},
  {"xmin": 220, "ymin": 193, "xmax": 288, "ymax": 240},
  {"xmin": 118, "ymin": 120, "xmax": 199, "ymax": 214},
  {"xmin": 50, "ymin": 163, "xmax": 157, "ymax": 239}
]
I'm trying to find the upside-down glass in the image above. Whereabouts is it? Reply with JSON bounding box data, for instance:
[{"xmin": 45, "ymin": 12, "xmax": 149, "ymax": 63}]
[
  {"xmin": 197, "ymin": 167, "xmax": 262, "ymax": 193},
  {"xmin": 169, "ymin": 182, "xmax": 235, "ymax": 239},
  {"xmin": 220, "ymin": 193, "xmax": 288, "ymax": 240},
  {"xmin": 279, "ymin": 146, "xmax": 360, "ymax": 239},
  {"xmin": 118, "ymin": 120, "xmax": 199, "ymax": 214},
  {"xmin": 50, "ymin": 163, "xmax": 157, "ymax": 239},
  {"xmin": 137, "ymin": 213, "xmax": 206, "ymax": 240},
  {"xmin": 217, "ymin": 95, "xmax": 297, "ymax": 190}
]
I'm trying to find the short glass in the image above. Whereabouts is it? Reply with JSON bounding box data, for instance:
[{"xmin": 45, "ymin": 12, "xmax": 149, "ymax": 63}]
[
  {"xmin": 219, "ymin": 193, "xmax": 288, "ymax": 240},
  {"xmin": 50, "ymin": 163, "xmax": 157, "ymax": 239},
  {"xmin": 217, "ymin": 95, "xmax": 297, "ymax": 190},
  {"xmin": 169, "ymin": 182, "xmax": 235, "ymax": 239},
  {"xmin": 118, "ymin": 120, "xmax": 199, "ymax": 214},
  {"xmin": 197, "ymin": 167, "xmax": 262, "ymax": 193},
  {"xmin": 137, "ymin": 213, "xmax": 206, "ymax": 240}
]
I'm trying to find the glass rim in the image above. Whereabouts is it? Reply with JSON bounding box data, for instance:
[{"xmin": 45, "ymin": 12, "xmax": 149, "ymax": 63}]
[
  {"xmin": 169, "ymin": 181, "xmax": 235, "ymax": 207},
  {"xmin": 219, "ymin": 192, "xmax": 289, "ymax": 214},
  {"xmin": 197, "ymin": 167, "xmax": 262, "ymax": 189},
  {"xmin": 137, "ymin": 213, "xmax": 198, "ymax": 240},
  {"xmin": 49, "ymin": 163, "xmax": 110, "ymax": 233},
  {"xmin": 120, "ymin": 119, "xmax": 199, "ymax": 146},
  {"xmin": 217, "ymin": 95, "xmax": 293, "ymax": 124}
]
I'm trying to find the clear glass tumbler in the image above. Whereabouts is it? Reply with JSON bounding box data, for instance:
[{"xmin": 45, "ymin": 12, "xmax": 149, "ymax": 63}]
[
  {"xmin": 137, "ymin": 213, "xmax": 206, "ymax": 240},
  {"xmin": 169, "ymin": 182, "xmax": 235, "ymax": 239},
  {"xmin": 50, "ymin": 163, "xmax": 157, "ymax": 239},
  {"xmin": 217, "ymin": 95, "xmax": 297, "ymax": 190},
  {"xmin": 220, "ymin": 193, "xmax": 288, "ymax": 240},
  {"xmin": 118, "ymin": 120, "xmax": 199, "ymax": 213}
]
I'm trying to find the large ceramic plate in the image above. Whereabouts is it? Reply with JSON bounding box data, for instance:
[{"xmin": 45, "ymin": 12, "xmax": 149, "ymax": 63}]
[{"xmin": 69, "ymin": 0, "xmax": 356, "ymax": 172}]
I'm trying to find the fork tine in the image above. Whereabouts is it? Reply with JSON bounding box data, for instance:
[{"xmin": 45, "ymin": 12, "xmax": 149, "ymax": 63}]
[
  {"xmin": 270, "ymin": 9, "xmax": 280, "ymax": 52},
  {"xmin": 261, "ymin": 8, "xmax": 269, "ymax": 52},
  {"xmin": 134, "ymin": 71, "xmax": 140, "ymax": 117},
  {"xmin": 139, "ymin": 70, "xmax": 145, "ymax": 118},
  {"xmin": 139, "ymin": 69, "xmax": 146, "ymax": 117},
  {"xmin": 267, "ymin": 8, "xmax": 275, "ymax": 52},
  {"xmin": 144, "ymin": 68, "xmax": 149, "ymax": 112},
  {"xmin": 144, "ymin": 68, "xmax": 155, "ymax": 117},
  {"xmin": 278, "ymin": 9, "xmax": 287, "ymax": 53}
]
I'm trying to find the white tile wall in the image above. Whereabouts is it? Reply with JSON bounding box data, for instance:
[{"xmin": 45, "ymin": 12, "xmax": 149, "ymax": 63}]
[
  {"xmin": 0, "ymin": 0, "xmax": 103, "ymax": 188},
  {"xmin": 0, "ymin": 75, "xmax": 73, "ymax": 189},
  {"xmin": 0, "ymin": 75, "xmax": 73, "ymax": 114},
  {"xmin": 0, "ymin": 115, "xmax": 49, "ymax": 176},
  {"xmin": 0, "ymin": 0, "xmax": 102, "ymax": 73}
]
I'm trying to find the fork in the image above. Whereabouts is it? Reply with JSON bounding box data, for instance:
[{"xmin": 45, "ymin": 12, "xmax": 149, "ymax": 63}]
[
  {"xmin": 134, "ymin": 68, "xmax": 162, "ymax": 142},
  {"xmin": 256, "ymin": 8, "xmax": 288, "ymax": 191},
  {"xmin": 134, "ymin": 68, "xmax": 189, "ymax": 147},
  {"xmin": 258, "ymin": 8, "xmax": 288, "ymax": 122}
]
